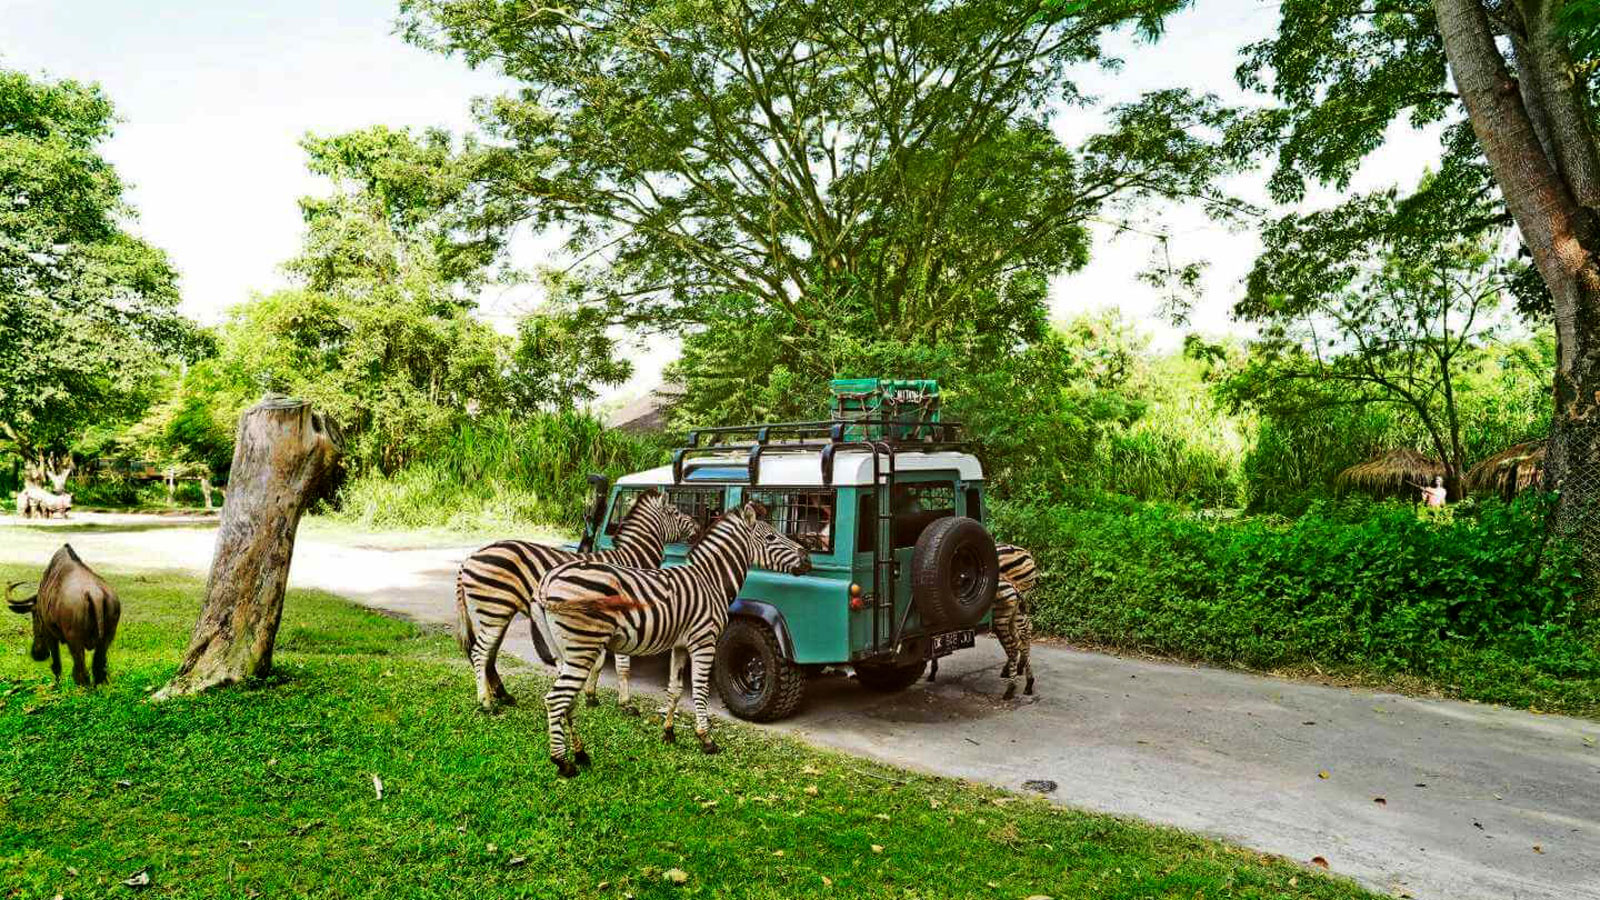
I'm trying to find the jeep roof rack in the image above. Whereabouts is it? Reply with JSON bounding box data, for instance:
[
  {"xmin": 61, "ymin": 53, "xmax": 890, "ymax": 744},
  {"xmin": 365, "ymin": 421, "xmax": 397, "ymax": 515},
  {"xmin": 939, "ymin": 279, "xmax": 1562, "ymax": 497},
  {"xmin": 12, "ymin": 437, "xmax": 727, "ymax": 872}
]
[{"xmin": 671, "ymin": 416, "xmax": 971, "ymax": 486}]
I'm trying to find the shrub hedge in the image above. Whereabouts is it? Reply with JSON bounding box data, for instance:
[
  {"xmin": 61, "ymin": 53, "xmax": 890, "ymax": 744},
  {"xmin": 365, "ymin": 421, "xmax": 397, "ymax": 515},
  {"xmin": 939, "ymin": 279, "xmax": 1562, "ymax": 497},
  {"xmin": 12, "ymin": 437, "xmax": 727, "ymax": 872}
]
[{"xmin": 991, "ymin": 494, "xmax": 1600, "ymax": 716}]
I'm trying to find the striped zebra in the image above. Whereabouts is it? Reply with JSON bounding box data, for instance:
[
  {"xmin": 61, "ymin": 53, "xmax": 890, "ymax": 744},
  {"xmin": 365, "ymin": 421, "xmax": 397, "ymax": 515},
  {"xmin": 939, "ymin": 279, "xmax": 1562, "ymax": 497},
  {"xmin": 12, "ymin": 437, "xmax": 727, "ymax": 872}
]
[
  {"xmin": 536, "ymin": 500, "xmax": 811, "ymax": 776},
  {"xmin": 992, "ymin": 579, "xmax": 1034, "ymax": 699},
  {"xmin": 454, "ymin": 488, "xmax": 700, "ymax": 712},
  {"xmin": 928, "ymin": 541, "xmax": 1038, "ymax": 683},
  {"xmin": 997, "ymin": 543, "xmax": 1038, "ymax": 595}
]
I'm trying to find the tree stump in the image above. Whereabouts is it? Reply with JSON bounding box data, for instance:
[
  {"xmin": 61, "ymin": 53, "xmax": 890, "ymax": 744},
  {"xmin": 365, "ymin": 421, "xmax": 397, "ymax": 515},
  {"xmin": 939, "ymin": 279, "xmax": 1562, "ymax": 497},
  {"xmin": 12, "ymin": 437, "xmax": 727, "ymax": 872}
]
[{"xmin": 154, "ymin": 398, "xmax": 340, "ymax": 699}]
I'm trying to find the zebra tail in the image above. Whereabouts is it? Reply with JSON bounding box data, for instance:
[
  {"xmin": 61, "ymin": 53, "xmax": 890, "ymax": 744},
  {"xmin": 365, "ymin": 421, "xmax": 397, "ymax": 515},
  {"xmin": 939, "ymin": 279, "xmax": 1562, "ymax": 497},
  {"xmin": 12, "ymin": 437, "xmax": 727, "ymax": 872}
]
[{"xmin": 454, "ymin": 568, "xmax": 474, "ymax": 657}]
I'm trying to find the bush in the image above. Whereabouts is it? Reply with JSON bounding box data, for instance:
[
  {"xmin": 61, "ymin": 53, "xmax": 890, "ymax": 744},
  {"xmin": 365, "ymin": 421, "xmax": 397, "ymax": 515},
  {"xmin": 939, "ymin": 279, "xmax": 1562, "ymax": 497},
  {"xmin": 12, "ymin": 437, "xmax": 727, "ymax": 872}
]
[
  {"xmin": 330, "ymin": 410, "xmax": 669, "ymax": 532},
  {"xmin": 991, "ymin": 493, "xmax": 1600, "ymax": 715}
]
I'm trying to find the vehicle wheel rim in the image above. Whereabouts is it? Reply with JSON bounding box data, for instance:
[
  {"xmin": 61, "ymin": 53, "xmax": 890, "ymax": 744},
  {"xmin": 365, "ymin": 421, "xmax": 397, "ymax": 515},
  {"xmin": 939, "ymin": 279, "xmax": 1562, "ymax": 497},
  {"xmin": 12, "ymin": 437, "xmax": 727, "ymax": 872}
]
[
  {"xmin": 951, "ymin": 546, "xmax": 979, "ymax": 603},
  {"xmin": 729, "ymin": 643, "xmax": 766, "ymax": 697}
]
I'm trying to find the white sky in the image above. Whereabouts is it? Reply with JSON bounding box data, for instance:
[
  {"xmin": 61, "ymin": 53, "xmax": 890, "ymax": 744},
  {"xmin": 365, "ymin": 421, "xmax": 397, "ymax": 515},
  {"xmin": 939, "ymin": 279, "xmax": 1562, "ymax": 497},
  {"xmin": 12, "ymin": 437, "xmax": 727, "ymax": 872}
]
[{"xmin": 0, "ymin": 0, "xmax": 1442, "ymax": 400}]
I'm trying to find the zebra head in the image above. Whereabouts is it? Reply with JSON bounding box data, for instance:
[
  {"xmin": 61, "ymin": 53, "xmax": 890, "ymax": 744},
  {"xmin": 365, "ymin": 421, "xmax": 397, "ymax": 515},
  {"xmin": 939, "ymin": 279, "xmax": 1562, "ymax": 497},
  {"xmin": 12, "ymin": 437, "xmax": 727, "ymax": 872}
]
[
  {"xmin": 663, "ymin": 504, "xmax": 702, "ymax": 544},
  {"xmin": 737, "ymin": 501, "xmax": 811, "ymax": 575}
]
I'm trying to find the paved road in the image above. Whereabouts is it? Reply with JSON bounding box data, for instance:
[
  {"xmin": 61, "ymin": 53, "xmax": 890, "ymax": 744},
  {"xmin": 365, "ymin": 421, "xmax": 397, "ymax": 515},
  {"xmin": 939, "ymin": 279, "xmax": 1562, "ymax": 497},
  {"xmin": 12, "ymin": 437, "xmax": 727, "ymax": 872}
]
[{"xmin": 5, "ymin": 514, "xmax": 1598, "ymax": 900}]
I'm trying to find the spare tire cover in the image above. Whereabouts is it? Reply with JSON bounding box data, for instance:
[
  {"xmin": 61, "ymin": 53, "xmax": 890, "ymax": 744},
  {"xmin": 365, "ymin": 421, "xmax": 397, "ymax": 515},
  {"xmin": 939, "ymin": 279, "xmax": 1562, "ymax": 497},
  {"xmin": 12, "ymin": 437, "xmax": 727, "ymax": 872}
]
[{"xmin": 910, "ymin": 516, "xmax": 999, "ymax": 628}]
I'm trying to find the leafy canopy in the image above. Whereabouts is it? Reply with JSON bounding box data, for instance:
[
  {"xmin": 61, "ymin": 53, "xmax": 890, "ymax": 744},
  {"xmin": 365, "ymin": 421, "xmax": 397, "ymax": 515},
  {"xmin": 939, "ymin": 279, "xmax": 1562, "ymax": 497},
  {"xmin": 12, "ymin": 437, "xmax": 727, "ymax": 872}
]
[
  {"xmin": 0, "ymin": 68, "xmax": 199, "ymax": 461},
  {"xmin": 400, "ymin": 0, "xmax": 1245, "ymax": 389},
  {"xmin": 215, "ymin": 127, "xmax": 518, "ymax": 473}
]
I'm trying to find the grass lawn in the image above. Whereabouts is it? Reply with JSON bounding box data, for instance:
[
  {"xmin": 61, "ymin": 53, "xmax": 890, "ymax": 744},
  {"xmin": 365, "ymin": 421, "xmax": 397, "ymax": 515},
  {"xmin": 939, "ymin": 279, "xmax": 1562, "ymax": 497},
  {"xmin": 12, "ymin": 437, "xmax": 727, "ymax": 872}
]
[{"xmin": 0, "ymin": 565, "xmax": 1376, "ymax": 899}]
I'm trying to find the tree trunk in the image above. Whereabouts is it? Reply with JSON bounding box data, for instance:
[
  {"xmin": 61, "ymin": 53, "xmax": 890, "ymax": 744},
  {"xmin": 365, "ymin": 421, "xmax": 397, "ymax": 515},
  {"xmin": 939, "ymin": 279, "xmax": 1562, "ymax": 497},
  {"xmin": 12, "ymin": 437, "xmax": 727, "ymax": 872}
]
[
  {"xmin": 153, "ymin": 398, "xmax": 340, "ymax": 700},
  {"xmin": 200, "ymin": 475, "xmax": 214, "ymax": 510},
  {"xmin": 1434, "ymin": 0, "xmax": 1600, "ymax": 562}
]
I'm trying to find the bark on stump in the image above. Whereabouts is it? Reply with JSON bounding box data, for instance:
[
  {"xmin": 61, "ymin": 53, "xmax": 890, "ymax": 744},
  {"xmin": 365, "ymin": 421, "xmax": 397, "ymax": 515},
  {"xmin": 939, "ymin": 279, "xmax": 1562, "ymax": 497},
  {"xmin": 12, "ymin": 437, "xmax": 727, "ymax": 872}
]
[{"xmin": 154, "ymin": 398, "xmax": 339, "ymax": 700}]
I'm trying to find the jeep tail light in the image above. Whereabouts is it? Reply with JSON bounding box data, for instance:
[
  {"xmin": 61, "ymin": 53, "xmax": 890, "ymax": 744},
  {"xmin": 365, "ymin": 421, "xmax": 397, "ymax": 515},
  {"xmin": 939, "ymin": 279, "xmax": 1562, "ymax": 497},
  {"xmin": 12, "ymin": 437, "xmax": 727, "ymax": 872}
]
[{"xmin": 849, "ymin": 583, "xmax": 866, "ymax": 611}]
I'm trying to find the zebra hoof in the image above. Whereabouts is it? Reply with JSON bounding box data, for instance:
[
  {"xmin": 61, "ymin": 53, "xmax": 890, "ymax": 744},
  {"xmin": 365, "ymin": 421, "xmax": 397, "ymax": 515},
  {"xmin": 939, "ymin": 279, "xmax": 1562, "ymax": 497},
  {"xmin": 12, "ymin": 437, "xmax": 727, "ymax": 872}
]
[
  {"xmin": 584, "ymin": 694, "xmax": 599, "ymax": 707},
  {"xmin": 698, "ymin": 738, "xmax": 721, "ymax": 755},
  {"xmin": 620, "ymin": 704, "xmax": 641, "ymax": 717},
  {"xmin": 1003, "ymin": 684, "xmax": 1017, "ymax": 701},
  {"xmin": 1000, "ymin": 664, "xmax": 1012, "ymax": 678},
  {"xmin": 574, "ymin": 750, "xmax": 592, "ymax": 768},
  {"xmin": 552, "ymin": 756, "xmax": 579, "ymax": 778},
  {"xmin": 497, "ymin": 693, "xmax": 519, "ymax": 707},
  {"xmin": 1024, "ymin": 681, "xmax": 1035, "ymax": 696},
  {"xmin": 661, "ymin": 727, "xmax": 676, "ymax": 744}
]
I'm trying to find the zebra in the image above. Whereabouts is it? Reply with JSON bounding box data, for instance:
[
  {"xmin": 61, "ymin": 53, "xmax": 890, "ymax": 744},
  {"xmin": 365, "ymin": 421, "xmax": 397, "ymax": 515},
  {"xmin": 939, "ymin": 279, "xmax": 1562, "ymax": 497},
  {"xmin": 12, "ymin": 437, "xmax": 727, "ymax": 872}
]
[
  {"xmin": 454, "ymin": 488, "xmax": 700, "ymax": 712},
  {"xmin": 992, "ymin": 579, "xmax": 1034, "ymax": 699},
  {"xmin": 928, "ymin": 541, "xmax": 1038, "ymax": 682},
  {"xmin": 997, "ymin": 543, "xmax": 1038, "ymax": 594},
  {"xmin": 536, "ymin": 500, "xmax": 811, "ymax": 776}
]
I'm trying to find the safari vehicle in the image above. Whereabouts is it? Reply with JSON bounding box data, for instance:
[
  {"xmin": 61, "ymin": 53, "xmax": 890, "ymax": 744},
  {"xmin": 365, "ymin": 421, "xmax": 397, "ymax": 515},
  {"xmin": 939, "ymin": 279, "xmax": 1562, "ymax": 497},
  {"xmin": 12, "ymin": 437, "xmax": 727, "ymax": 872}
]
[{"xmin": 577, "ymin": 379, "xmax": 1001, "ymax": 722}]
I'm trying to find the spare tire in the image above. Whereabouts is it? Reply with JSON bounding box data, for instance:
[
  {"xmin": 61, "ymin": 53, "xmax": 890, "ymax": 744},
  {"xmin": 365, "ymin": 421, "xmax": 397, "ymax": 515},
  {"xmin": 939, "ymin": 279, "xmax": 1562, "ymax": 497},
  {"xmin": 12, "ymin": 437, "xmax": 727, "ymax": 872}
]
[{"xmin": 911, "ymin": 516, "xmax": 998, "ymax": 628}]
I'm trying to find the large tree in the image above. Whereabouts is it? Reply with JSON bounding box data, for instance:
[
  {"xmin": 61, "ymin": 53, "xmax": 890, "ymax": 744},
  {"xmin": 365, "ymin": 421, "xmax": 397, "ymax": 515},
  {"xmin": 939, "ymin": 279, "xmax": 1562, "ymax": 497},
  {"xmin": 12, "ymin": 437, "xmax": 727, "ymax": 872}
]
[
  {"xmin": 1239, "ymin": 1, "xmax": 1600, "ymax": 556},
  {"xmin": 400, "ymin": 0, "xmax": 1246, "ymax": 422},
  {"xmin": 0, "ymin": 68, "xmax": 198, "ymax": 482},
  {"xmin": 219, "ymin": 127, "xmax": 520, "ymax": 473}
]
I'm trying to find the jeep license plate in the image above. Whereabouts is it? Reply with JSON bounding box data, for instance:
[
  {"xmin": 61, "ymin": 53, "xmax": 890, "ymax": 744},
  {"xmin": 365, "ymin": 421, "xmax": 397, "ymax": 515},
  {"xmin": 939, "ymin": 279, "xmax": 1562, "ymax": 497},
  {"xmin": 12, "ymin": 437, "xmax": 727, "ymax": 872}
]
[{"xmin": 930, "ymin": 629, "xmax": 975, "ymax": 658}]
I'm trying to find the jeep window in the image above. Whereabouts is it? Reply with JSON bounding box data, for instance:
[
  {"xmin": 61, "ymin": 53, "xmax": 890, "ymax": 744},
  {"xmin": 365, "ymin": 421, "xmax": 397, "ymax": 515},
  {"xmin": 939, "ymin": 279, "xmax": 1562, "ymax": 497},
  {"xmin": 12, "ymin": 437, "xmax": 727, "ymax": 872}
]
[
  {"xmin": 890, "ymin": 483, "xmax": 955, "ymax": 549},
  {"xmin": 603, "ymin": 488, "xmax": 649, "ymax": 536},
  {"xmin": 750, "ymin": 488, "xmax": 835, "ymax": 553},
  {"xmin": 665, "ymin": 487, "xmax": 725, "ymax": 532},
  {"xmin": 855, "ymin": 483, "xmax": 958, "ymax": 552}
]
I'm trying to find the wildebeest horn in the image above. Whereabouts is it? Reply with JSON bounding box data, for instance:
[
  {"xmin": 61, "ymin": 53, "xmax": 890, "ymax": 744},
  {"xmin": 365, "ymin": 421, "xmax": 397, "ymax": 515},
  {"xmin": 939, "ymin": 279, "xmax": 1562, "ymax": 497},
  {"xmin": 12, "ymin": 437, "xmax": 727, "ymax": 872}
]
[{"xmin": 5, "ymin": 581, "xmax": 35, "ymax": 612}]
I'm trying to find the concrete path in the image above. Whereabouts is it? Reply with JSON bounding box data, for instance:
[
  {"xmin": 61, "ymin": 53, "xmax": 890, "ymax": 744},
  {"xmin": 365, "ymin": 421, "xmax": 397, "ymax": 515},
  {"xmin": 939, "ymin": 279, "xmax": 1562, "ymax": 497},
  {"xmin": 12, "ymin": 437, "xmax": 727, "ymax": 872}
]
[{"xmin": 5, "ymin": 514, "xmax": 1597, "ymax": 900}]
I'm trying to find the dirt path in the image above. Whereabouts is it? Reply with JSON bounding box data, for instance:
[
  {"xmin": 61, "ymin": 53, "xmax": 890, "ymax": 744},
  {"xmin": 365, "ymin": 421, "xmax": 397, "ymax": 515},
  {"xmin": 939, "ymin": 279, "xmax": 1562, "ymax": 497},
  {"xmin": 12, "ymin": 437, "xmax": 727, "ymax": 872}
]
[{"xmin": 5, "ymin": 513, "xmax": 1597, "ymax": 900}]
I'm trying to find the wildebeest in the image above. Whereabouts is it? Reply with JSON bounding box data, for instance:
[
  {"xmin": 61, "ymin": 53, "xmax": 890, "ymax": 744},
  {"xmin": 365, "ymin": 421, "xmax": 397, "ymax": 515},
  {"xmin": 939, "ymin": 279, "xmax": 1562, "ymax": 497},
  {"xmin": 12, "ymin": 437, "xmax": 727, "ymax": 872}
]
[{"xmin": 5, "ymin": 544, "xmax": 121, "ymax": 686}]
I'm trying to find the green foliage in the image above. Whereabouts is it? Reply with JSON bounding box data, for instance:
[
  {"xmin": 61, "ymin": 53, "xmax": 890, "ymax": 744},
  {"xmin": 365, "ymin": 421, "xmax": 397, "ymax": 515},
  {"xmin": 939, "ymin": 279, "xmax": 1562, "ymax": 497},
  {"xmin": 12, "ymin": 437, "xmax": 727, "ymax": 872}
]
[
  {"xmin": 993, "ymin": 494, "xmax": 1600, "ymax": 716},
  {"xmin": 0, "ymin": 564, "xmax": 1374, "ymax": 899},
  {"xmin": 208, "ymin": 127, "xmax": 536, "ymax": 475},
  {"xmin": 0, "ymin": 68, "xmax": 200, "ymax": 464},
  {"xmin": 331, "ymin": 411, "xmax": 668, "ymax": 532},
  {"xmin": 507, "ymin": 273, "xmax": 634, "ymax": 411}
]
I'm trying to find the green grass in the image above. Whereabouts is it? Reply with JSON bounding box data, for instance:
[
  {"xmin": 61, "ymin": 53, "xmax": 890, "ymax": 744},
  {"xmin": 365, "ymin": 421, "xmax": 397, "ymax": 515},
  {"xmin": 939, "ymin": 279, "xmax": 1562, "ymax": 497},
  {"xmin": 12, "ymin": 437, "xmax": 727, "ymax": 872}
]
[{"xmin": 0, "ymin": 566, "xmax": 1376, "ymax": 899}]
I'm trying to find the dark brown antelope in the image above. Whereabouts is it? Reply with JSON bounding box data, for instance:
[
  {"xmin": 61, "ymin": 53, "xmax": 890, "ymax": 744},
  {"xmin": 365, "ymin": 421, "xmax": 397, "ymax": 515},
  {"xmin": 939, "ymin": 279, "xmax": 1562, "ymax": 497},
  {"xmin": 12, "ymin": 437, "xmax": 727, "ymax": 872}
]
[{"xmin": 6, "ymin": 545, "xmax": 121, "ymax": 687}]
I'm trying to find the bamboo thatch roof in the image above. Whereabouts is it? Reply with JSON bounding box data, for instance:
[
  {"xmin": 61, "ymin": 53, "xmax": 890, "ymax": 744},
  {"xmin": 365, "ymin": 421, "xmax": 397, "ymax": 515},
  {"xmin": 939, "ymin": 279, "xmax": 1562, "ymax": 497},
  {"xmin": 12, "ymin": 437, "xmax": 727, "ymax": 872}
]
[
  {"xmin": 1335, "ymin": 448, "xmax": 1447, "ymax": 498},
  {"xmin": 1465, "ymin": 440, "xmax": 1545, "ymax": 497}
]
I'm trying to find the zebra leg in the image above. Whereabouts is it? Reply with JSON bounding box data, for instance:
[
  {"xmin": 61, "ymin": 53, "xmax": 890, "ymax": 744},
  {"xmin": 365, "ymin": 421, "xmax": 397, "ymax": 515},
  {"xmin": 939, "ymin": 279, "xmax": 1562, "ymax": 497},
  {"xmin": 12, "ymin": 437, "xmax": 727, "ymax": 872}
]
[
  {"xmin": 544, "ymin": 647, "xmax": 601, "ymax": 777},
  {"xmin": 468, "ymin": 600, "xmax": 517, "ymax": 712},
  {"xmin": 615, "ymin": 654, "xmax": 637, "ymax": 714},
  {"xmin": 661, "ymin": 646, "xmax": 686, "ymax": 743},
  {"xmin": 582, "ymin": 648, "xmax": 607, "ymax": 707},
  {"xmin": 689, "ymin": 643, "xmax": 720, "ymax": 754},
  {"xmin": 1021, "ymin": 645, "xmax": 1035, "ymax": 697}
]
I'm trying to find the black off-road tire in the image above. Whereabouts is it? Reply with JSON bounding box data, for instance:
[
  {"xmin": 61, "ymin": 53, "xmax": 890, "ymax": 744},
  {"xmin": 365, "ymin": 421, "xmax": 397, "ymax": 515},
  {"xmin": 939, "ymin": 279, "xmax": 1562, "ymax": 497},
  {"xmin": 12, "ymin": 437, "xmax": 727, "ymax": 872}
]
[
  {"xmin": 911, "ymin": 516, "xmax": 999, "ymax": 628},
  {"xmin": 715, "ymin": 618, "xmax": 805, "ymax": 722},
  {"xmin": 853, "ymin": 658, "xmax": 927, "ymax": 692}
]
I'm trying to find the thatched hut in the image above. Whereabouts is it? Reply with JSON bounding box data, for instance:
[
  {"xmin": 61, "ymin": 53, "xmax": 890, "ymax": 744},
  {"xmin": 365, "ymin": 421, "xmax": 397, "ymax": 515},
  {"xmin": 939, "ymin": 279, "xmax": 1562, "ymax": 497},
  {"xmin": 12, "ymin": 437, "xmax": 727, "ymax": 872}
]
[
  {"xmin": 1335, "ymin": 448, "xmax": 1448, "ymax": 500},
  {"xmin": 1465, "ymin": 440, "xmax": 1545, "ymax": 499}
]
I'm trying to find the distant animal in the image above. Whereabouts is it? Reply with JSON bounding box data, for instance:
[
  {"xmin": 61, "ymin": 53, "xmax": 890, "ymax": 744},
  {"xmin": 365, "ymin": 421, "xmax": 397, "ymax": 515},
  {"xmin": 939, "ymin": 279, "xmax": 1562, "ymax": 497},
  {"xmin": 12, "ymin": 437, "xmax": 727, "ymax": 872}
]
[
  {"xmin": 36, "ymin": 491, "xmax": 72, "ymax": 519},
  {"xmin": 5, "ymin": 544, "xmax": 121, "ymax": 687},
  {"xmin": 14, "ymin": 491, "xmax": 31, "ymax": 518},
  {"xmin": 537, "ymin": 501, "xmax": 811, "ymax": 776},
  {"xmin": 454, "ymin": 488, "xmax": 701, "ymax": 712},
  {"xmin": 992, "ymin": 580, "xmax": 1034, "ymax": 699}
]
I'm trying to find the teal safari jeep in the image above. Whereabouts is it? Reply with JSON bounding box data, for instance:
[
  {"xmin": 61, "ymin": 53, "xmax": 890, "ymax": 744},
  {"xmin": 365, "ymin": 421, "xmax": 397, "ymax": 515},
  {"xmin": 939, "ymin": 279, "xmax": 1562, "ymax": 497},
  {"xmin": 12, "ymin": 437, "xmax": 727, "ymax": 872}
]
[{"xmin": 574, "ymin": 380, "xmax": 1002, "ymax": 721}]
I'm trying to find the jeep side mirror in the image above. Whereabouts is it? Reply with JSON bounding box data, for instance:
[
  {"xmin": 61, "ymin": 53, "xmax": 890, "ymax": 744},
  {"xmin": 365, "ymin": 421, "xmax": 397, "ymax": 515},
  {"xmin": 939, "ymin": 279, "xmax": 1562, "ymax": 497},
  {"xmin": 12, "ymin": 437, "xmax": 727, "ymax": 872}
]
[{"xmin": 577, "ymin": 474, "xmax": 610, "ymax": 553}]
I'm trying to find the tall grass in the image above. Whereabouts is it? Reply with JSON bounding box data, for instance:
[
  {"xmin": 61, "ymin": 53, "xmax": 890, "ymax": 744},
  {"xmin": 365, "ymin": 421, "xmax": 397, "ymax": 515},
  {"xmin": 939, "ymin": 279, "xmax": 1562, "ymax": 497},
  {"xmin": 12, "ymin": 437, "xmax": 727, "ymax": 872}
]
[
  {"xmin": 1085, "ymin": 356, "xmax": 1248, "ymax": 508},
  {"xmin": 331, "ymin": 411, "xmax": 669, "ymax": 533}
]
